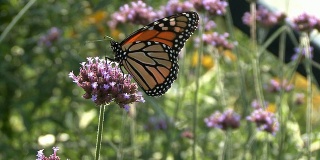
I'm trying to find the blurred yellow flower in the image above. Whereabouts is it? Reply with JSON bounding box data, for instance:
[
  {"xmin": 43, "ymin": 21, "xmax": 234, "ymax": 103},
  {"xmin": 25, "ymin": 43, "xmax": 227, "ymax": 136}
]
[
  {"xmin": 86, "ymin": 11, "xmax": 107, "ymax": 24},
  {"xmin": 111, "ymin": 29, "xmax": 122, "ymax": 40},
  {"xmin": 82, "ymin": 11, "xmax": 108, "ymax": 34},
  {"xmin": 266, "ymin": 103, "xmax": 276, "ymax": 113},
  {"xmin": 293, "ymin": 73, "xmax": 308, "ymax": 89},
  {"xmin": 202, "ymin": 55, "xmax": 214, "ymax": 69},
  {"xmin": 191, "ymin": 52, "xmax": 215, "ymax": 69},
  {"xmin": 223, "ymin": 50, "xmax": 237, "ymax": 61},
  {"xmin": 292, "ymin": 73, "xmax": 319, "ymax": 91},
  {"xmin": 191, "ymin": 51, "xmax": 198, "ymax": 67},
  {"xmin": 313, "ymin": 94, "xmax": 320, "ymax": 109}
]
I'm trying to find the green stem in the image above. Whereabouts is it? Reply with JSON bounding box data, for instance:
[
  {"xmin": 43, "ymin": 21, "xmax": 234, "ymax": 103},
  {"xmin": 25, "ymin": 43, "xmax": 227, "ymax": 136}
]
[
  {"xmin": 95, "ymin": 105, "xmax": 106, "ymax": 160},
  {"xmin": 222, "ymin": 130, "xmax": 232, "ymax": 160},
  {"xmin": 302, "ymin": 33, "xmax": 313, "ymax": 159},
  {"xmin": 242, "ymin": 132, "xmax": 257, "ymax": 159},
  {"xmin": 277, "ymin": 29, "xmax": 287, "ymax": 160},
  {"xmin": 130, "ymin": 106, "xmax": 137, "ymax": 159},
  {"xmin": 250, "ymin": 2, "xmax": 265, "ymax": 109},
  {"xmin": 0, "ymin": 0, "xmax": 37, "ymax": 44},
  {"xmin": 263, "ymin": 134, "xmax": 269, "ymax": 160},
  {"xmin": 258, "ymin": 26, "xmax": 287, "ymax": 55},
  {"xmin": 118, "ymin": 109, "xmax": 127, "ymax": 160},
  {"xmin": 214, "ymin": 51, "xmax": 226, "ymax": 107},
  {"xmin": 225, "ymin": 2, "xmax": 251, "ymax": 159},
  {"xmin": 192, "ymin": 12, "xmax": 204, "ymax": 160},
  {"xmin": 225, "ymin": 0, "xmax": 249, "ymax": 109}
]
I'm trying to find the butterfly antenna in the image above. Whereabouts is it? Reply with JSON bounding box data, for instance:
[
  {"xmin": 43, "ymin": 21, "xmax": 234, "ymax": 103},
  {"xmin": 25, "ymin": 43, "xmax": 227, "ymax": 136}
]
[
  {"xmin": 85, "ymin": 39, "xmax": 108, "ymax": 44},
  {"xmin": 85, "ymin": 35, "xmax": 114, "ymax": 44},
  {"xmin": 104, "ymin": 35, "xmax": 114, "ymax": 41}
]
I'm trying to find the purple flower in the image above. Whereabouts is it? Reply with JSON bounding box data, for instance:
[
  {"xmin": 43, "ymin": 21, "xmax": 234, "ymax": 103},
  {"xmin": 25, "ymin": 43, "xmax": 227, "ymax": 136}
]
[
  {"xmin": 251, "ymin": 99, "xmax": 269, "ymax": 109},
  {"xmin": 191, "ymin": 0, "xmax": 228, "ymax": 16},
  {"xmin": 265, "ymin": 79, "xmax": 294, "ymax": 93},
  {"xmin": 242, "ymin": 5, "xmax": 285, "ymax": 28},
  {"xmin": 204, "ymin": 109, "xmax": 241, "ymax": 130},
  {"xmin": 291, "ymin": 46, "xmax": 314, "ymax": 61},
  {"xmin": 294, "ymin": 93, "xmax": 305, "ymax": 105},
  {"xmin": 196, "ymin": 32, "xmax": 235, "ymax": 50},
  {"xmin": 203, "ymin": 17, "xmax": 217, "ymax": 31},
  {"xmin": 38, "ymin": 27, "xmax": 61, "ymax": 47},
  {"xmin": 292, "ymin": 13, "xmax": 320, "ymax": 33},
  {"xmin": 181, "ymin": 130, "xmax": 194, "ymax": 139},
  {"xmin": 315, "ymin": 19, "xmax": 320, "ymax": 31},
  {"xmin": 144, "ymin": 116, "xmax": 172, "ymax": 131},
  {"xmin": 69, "ymin": 57, "xmax": 144, "ymax": 108},
  {"xmin": 108, "ymin": 0, "xmax": 157, "ymax": 28},
  {"xmin": 158, "ymin": 0, "xmax": 194, "ymax": 17},
  {"xmin": 36, "ymin": 147, "xmax": 60, "ymax": 160},
  {"xmin": 247, "ymin": 108, "xmax": 279, "ymax": 135}
]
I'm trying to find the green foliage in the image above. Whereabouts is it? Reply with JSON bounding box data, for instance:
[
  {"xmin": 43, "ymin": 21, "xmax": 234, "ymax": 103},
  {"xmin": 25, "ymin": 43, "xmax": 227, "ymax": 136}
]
[{"xmin": 0, "ymin": 0, "xmax": 319, "ymax": 159}]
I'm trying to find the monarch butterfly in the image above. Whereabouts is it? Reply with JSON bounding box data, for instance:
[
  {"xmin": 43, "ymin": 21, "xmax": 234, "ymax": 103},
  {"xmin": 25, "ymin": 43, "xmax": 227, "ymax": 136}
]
[{"xmin": 109, "ymin": 11, "xmax": 199, "ymax": 96}]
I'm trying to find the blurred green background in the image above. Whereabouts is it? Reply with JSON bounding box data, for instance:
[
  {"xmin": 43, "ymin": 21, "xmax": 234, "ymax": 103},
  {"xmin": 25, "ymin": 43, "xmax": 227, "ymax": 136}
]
[{"xmin": 1, "ymin": 0, "xmax": 320, "ymax": 159}]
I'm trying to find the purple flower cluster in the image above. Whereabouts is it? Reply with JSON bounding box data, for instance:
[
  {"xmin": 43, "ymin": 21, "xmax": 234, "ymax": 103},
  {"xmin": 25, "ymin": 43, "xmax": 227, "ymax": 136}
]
[
  {"xmin": 36, "ymin": 147, "xmax": 60, "ymax": 160},
  {"xmin": 158, "ymin": 0, "xmax": 193, "ymax": 17},
  {"xmin": 196, "ymin": 32, "xmax": 235, "ymax": 50},
  {"xmin": 265, "ymin": 79, "xmax": 294, "ymax": 93},
  {"xmin": 144, "ymin": 117, "xmax": 171, "ymax": 131},
  {"xmin": 292, "ymin": 13, "xmax": 320, "ymax": 33},
  {"xmin": 38, "ymin": 27, "xmax": 61, "ymax": 47},
  {"xmin": 181, "ymin": 130, "xmax": 194, "ymax": 139},
  {"xmin": 203, "ymin": 17, "xmax": 217, "ymax": 31},
  {"xmin": 69, "ymin": 57, "xmax": 144, "ymax": 109},
  {"xmin": 108, "ymin": 0, "xmax": 157, "ymax": 29},
  {"xmin": 247, "ymin": 108, "xmax": 279, "ymax": 135},
  {"xmin": 294, "ymin": 93, "xmax": 305, "ymax": 105},
  {"xmin": 291, "ymin": 46, "xmax": 314, "ymax": 61},
  {"xmin": 191, "ymin": 0, "xmax": 228, "ymax": 16},
  {"xmin": 251, "ymin": 99, "xmax": 269, "ymax": 109},
  {"xmin": 242, "ymin": 5, "xmax": 285, "ymax": 28},
  {"xmin": 204, "ymin": 109, "xmax": 241, "ymax": 130}
]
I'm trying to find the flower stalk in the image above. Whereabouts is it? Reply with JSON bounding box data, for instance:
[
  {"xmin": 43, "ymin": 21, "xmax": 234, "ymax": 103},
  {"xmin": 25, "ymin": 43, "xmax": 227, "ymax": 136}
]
[{"xmin": 95, "ymin": 105, "xmax": 106, "ymax": 160}]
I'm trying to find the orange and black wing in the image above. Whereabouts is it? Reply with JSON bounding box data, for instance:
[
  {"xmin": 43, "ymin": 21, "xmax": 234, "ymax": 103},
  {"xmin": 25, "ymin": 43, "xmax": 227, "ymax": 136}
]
[
  {"xmin": 122, "ymin": 41, "xmax": 178, "ymax": 96},
  {"xmin": 120, "ymin": 11, "xmax": 199, "ymax": 53},
  {"xmin": 110, "ymin": 12, "xmax": 199, "ymax": 96}
]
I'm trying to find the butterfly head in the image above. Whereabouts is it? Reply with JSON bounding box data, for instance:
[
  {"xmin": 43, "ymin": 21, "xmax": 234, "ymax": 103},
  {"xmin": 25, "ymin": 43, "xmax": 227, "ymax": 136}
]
[{"xmin": 110, "ymin": 40, "xmax": 123, "ymax": 62}]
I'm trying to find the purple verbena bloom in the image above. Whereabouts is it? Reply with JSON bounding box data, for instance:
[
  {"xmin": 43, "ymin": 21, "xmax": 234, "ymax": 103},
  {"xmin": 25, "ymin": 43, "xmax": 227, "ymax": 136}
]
[
  {"xmin": 108, "ymin": 0, "xmax": 157, "ymax": 28},
  {"xmin": 38, "ymin": 27, "xmax": 61, "ymax": 47},
  {"xmin": 196, "ymin": 32, "xmax": 235, "ymax": 50},
  {"xmin": 144, "ymin": 116, "xmax": 172, "ymax": 131},
  {"xmin": 315, "ymin": 18, "xmax": 320, "ymax": 31},
  {"xmin": 242, "ymin": 5, "xmax": 285, "ymax": 28},
  {"xmin": 203, "ymin": 17, "xmax": 217, "ymax": 31},
  {"xmin": 251, "ymin": 99, "xmax": 269, "ymax": 109},
  {"xmin": 191, "ymin": 0, "xmax": 228, "ymax": 16},
  {"xmin": 292, "ymin": 13, "xmax": 320, "ymax": 33},
  {"xmin": 36, "ymin": 147, "xmax": 60, "ymax": 160},
  {"xmin": 158, "ymin": 0, "xmax": 194, "ymax": 17},
  {"xmin": 204, "ymin": 109, "xmax": 241, "ymax": 130},
  {"xmin": 242, "ymin": 12, "xmax": 251, "ymax": 26},
  {"xmin": 291, "ymin": 46, "xmax": 314, "ymax": 61},
  {"xmin": 36, "ymin": 149, "xmax": 45, "ymax": 160},
  {"xmin": 181, "ymin": 130, "xmax": 194, "ymax": 139},
  {"xmin": 265, "ymin": 79, "xmax": 294, "ymax": 93},
  {"xmin": 294, "ymin": 93, "xmax": 305, "ymax": 105},
  {"xmin": 247, "ymin": 108, "xmax": 279, "ymax": 135},
  {"xmin": 69, "ymin": 57, "xmax": 144, "ymax": 108}
]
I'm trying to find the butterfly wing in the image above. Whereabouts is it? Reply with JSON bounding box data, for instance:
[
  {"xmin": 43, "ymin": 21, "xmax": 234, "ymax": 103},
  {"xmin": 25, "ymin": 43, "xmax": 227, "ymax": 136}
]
[
  {"xmin": 120, "ymin": 11, "xmax": 199, "ymax": 53},
  {"xmin": 111, "ymin": 12, "xmax": 199, "ymax": 96},
  {"xmin": 122, "ymin": 41, "xmax": 178, "ymax": 96}
]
